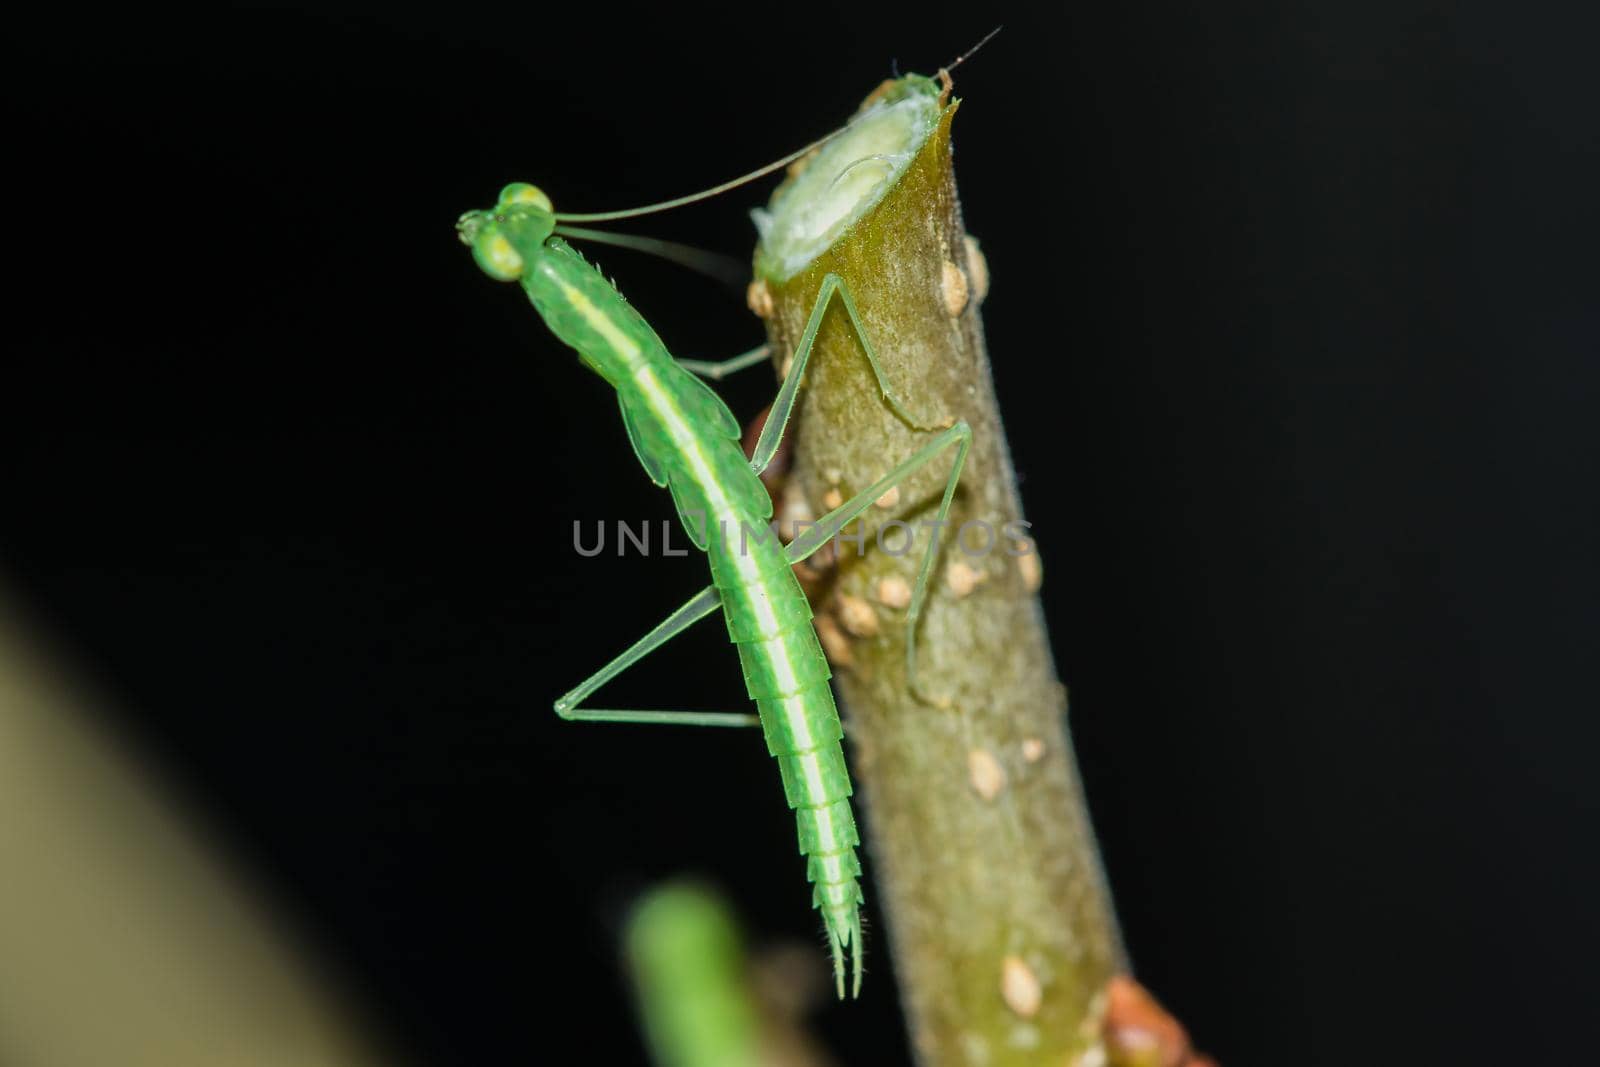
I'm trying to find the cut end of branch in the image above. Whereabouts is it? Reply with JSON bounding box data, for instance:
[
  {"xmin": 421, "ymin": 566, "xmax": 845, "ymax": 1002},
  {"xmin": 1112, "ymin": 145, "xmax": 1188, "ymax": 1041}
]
[{"xmin": 753, "ymin": 75, "xmax": 942, "ymax": 281}]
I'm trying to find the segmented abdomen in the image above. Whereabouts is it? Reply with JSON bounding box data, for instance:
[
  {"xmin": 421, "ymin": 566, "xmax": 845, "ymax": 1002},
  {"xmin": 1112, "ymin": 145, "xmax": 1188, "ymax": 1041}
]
[{"xmin": 708, "ymin": 535, "xmax": 865, "ymax": 951}]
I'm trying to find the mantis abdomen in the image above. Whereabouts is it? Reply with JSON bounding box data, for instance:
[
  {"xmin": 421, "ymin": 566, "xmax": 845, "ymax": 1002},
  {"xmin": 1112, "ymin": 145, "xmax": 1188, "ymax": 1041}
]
[{"xmin": 708, "ymin": 534, "xmax": 864, "ymax": 936}]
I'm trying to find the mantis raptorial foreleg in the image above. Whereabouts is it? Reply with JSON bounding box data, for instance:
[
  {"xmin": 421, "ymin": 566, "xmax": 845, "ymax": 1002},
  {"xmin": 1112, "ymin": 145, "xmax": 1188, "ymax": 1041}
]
[{"xmin": 677, "ymin": 344, "xmax": 771, "ymax": 381}]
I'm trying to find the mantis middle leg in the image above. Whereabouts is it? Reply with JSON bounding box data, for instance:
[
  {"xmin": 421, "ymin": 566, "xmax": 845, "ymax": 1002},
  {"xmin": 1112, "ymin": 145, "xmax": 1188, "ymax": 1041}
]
[{"xmin": 747, "ymin": 272, "xmax": 947, "ymax": 477}]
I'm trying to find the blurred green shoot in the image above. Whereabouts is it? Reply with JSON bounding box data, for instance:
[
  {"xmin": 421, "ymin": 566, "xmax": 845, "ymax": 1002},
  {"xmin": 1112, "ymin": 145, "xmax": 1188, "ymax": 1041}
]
[{"xmin": 626, "ymin": 883, "xmax": 765, "ymax": 1067}]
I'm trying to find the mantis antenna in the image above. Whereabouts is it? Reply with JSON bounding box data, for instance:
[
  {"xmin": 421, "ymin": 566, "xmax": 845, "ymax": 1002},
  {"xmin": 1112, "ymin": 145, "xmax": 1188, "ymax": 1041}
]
[
  {"xmin": 552, "ymin": 129, "xmax": 843, "ymax": 224},
  {"xmin": 550, "ymin": 26, "xmax": 1001, "ymax": 234},
  {"xmin": 939, "ymin": 25, "xmax": 1003, "ymax": 80}
]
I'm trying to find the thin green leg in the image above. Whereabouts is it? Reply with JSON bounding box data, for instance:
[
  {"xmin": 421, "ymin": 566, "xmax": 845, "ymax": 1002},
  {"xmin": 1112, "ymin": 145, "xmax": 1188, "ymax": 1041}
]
[
  {"xmin": 787, "ymin": 422, "xmax": 973, "ymax": 702},
  {"xmin": 677, "ymin": 344, "xmax": 771, "ymax": 381},
  {"xmin": 749, "ymin": 272, "xmax": 947, "ymax": 476},
  {"xmin": 739, "ymin": 270, "xmax": 968, "ymax": 700},
  {"xmin": 553, "ymin": 585, "xmax": 760, "ymax": 727}
]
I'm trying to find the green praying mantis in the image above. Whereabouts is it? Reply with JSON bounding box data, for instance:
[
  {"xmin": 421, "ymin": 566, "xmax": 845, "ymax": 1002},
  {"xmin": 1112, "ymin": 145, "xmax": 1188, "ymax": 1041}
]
[{"xmin": 457, "ymin": 69, "xmax": 981, "ymax": 999}]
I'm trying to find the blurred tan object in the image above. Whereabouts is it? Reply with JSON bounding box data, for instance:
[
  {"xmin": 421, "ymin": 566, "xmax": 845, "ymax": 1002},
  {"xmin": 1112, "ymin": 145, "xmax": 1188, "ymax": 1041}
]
[
  {"xmin": 0, "ymin": 595, "xmax": 386, "ymax": 1067},
  {"xmin": 1103, "ymin": 975, "xmax": 1216, "ymax": 1067}
]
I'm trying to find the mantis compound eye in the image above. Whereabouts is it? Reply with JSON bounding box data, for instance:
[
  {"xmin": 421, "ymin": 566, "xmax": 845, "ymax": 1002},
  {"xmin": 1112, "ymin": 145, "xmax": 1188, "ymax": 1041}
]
[
  {"xmin": 467, "ymin": 219, "xmax": 524, "ymax": 282},
  {"xmin": 497, "ymin": 182, "xmax": 553, "ymax": 213}
]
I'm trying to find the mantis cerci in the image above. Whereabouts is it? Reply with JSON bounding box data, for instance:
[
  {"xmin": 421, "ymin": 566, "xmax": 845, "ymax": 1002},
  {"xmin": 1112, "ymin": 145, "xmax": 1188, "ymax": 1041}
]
[{"xmin": 456, "ymin": 72, "xmax": 975, "ymax": 999}]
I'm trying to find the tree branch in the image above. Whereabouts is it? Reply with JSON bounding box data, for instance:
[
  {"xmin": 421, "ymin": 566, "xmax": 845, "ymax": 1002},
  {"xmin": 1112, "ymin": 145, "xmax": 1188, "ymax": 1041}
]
[{"xmin": 752, "ymin": 75, "xmax": 1122, "ymax": 1066}]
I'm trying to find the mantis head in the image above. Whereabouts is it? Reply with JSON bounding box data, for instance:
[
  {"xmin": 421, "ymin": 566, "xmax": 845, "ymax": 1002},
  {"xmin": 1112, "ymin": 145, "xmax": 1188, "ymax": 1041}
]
[{"xmin": 456, "ymin": 183, "xmax": 556, "ymax": 281}]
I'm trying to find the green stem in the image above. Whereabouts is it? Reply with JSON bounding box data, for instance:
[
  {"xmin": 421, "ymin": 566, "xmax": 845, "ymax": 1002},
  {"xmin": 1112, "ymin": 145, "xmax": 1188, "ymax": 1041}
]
[{"xmin": 626, "ymin": 882, "xmax": 834, "ymax": 1067}]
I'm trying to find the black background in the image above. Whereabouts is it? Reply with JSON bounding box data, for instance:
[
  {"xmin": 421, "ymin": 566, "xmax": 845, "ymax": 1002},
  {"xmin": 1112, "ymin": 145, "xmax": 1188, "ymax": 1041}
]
[{"xmin": 5, "ymin": 3, "xmax": 1597, "ymax": 1064}]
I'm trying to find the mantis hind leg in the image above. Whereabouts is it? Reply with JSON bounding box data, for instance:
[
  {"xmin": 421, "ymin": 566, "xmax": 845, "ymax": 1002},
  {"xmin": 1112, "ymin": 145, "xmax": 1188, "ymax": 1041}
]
[
  {"xmin": 553, "ymin": 585, "xmax": 760, "ymax": 727},
  {"xmin": 786, "ymin": 422, "xmax": 973, "ymax": 704}
]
